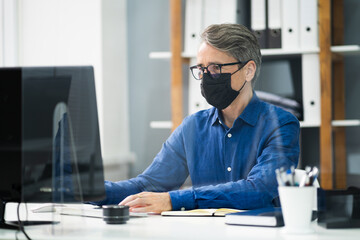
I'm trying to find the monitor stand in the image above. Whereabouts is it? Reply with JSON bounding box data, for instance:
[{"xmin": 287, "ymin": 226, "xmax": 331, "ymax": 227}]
[{"xmin": 1, "ymin": 200, "xmax": 58, "ymax": 230}]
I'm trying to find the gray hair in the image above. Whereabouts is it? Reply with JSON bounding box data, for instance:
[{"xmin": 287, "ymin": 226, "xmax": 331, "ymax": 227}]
[{"xmin": 200, "ymin": 23, "xmax": 262, "ymax": 86}]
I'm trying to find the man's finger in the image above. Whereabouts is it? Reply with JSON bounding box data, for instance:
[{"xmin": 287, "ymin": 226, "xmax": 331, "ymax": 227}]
[
  {"xmin": 129, "ymin": 206, "xmax": 149, "ymax": 213},
  {"xmin": 119, "ymin": 194, "xmax": 140, "ymax": 205},
  {"xmin": 124, "ymin": 196, "xmax": 149, "ymax": 208},
  {"xmin": 119, "ymin": 192, "xmax": 171, "ymax": 213}
]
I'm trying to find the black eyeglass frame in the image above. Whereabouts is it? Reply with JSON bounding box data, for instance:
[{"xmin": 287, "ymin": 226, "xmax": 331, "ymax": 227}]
[{"xmin": 190, "ymin": 61, "xmax": 244, "ymax": 80}]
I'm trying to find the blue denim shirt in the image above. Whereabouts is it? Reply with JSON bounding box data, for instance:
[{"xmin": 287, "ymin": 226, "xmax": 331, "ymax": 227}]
[{"xmin": 96, "ymin": 93, "xmax": 300, "ymax": 210}]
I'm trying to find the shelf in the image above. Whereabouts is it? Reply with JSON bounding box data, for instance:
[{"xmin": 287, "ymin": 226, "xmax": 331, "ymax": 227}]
[
  {"xmin": 300, "ymin": 121, "xmax": 320, "ymax": 128},
  {"xmin": 148, "ymin": 52, "xmax": 194, "ymax": 59},
  {"xmin": 331, "ymin": 45, "xmax": 360, "ymax": 55},
  {"xmin": 262, "ymin": 48, "xmax": 319, "ymax": 56},
  {"xmin": 150, "ymin": 121, "xmax": 173, "ymax": 129},
  {"xmin": 154, "ymin": 120, "xmax": 317, "ymax": 129},
  {"xmin": 148, "ymin": 52, "xmax": 172, "ymax": 59},
  {"xmin": 149, "ymin": 45, "xmax": 360, "ymax": 60},
  {"xmin": 151, "ymin": 119, "xmax": 360, "ymax": 129},
  {"xmin": 149, "ymin": 49, "xmax": 321, "ymax": 59},
  {"xmin": 263, "ymin": 45, "xmax": 360, "ymax": 56},
  {"xmin": 332, "ymin": 119, "xmax": 360, "ymax": 127}
]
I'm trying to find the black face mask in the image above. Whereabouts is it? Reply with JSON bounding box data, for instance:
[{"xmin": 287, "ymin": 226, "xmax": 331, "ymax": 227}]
[{"xmin": 200, "ymin": 72, "xmax": 246, "ymax": 110}]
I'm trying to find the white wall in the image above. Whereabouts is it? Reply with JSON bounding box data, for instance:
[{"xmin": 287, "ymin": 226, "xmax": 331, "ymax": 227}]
[
  {"xmin": 0, "ymin": 0, "xmax": 132, "ymax": 179},
  {"xmin": 0, "ymin": 1, "xmax": 3, "ymax": 65},
  {"xmin": 0, "ymin": 0, "xmax": 19, "ymax": 66},
  {"xmin": 101, "ymin": 0, "xmax": 135, "ymax": 180},
  {"xmin": 102, "ymin": 0, "xmax": 134, "ymax": 167}
]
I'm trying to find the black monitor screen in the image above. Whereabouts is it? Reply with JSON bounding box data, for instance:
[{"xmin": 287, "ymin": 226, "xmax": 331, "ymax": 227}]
[{"xmin": 0, "ymin": 66, "xmax": 105, "ymax": 203}]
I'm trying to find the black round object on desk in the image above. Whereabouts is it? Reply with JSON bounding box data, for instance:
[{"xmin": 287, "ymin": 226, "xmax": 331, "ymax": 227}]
[{"xmin": 102, "ymin": 205, "xmax": 130, "ymax": 224}]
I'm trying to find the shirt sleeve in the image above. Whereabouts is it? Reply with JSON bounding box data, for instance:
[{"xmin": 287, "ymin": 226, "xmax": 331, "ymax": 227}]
[
  {"xmin": 169, "ymin": 118, "xmax": 300, "ymax": 210},
  {"xmin": 93, "ymin": 118, "xmax": 190, "ymax": 206}
]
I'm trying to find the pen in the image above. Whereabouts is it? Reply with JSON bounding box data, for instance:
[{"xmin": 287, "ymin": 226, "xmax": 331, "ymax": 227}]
[
  {"xmin": 299, "ymin": 166, "xmax": 311, "ymax": 187},
  {"xmin": 279, "ymin": 167, "xmax": 288, "ymax": 186},
  {"xmin": 309, "ymin": 166, "xmax": 319, "ymax": 186},
  {"xmin": 286, "ymin": 168, "xmax": 294, "ymax": 186},
  {"xmin": 279, "ymin": 166, "xmax": 319, "ymax": 187},
  {"xmin": 290, "ymin": 165, "xmax": 295, "ymax": 186},
  {"xmin": 282, "ymin": 169, "xmax": 291, "ymax": 186},
  {"xmin": 280, "ymin": 168, "xmax": 291, "ymax": 186},
  {"xmin": 279, "ymin": 167, "xmax": 289, "ymax": 186}
]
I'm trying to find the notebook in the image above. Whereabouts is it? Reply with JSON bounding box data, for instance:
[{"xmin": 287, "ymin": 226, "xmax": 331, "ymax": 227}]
[
  {"xmin": 225, "ymin": 208, "xmax": 284, "ymax": 227},
  {"xmin": 161, "ymin": 208, "xmax": 244, "ymax": 217}
]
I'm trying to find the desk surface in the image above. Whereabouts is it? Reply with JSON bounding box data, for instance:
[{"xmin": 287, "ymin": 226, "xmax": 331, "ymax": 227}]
[{"xmin": 1, "ymin": 203, "xmax": 360, "ymax": 240}]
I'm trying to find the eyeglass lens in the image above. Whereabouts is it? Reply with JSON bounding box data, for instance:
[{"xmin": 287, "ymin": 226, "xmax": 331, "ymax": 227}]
[{"xmin": 192, "ymin": 64, "xmax": 221, "ymax": 80}]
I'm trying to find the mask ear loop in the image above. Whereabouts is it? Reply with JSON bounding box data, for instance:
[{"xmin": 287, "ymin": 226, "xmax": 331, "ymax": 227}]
[
  {"xmin": 237, "ymin": 80, "xmax": 247, "ymax": 92},
  {"xmin": 231, "ymin": 60, "xmax": 250, "ymax": 92}
]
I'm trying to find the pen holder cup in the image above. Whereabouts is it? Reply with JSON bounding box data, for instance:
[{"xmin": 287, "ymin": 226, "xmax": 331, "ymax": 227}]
[{"xmin": 278, "ymin": 186, "xmax": 316, "ymax": 234}]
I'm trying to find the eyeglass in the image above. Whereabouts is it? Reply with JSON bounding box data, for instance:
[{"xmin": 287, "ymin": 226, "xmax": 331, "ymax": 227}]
[{"xmin": 190, "ymin": 61, "xmax": 244, "ymax": 80}]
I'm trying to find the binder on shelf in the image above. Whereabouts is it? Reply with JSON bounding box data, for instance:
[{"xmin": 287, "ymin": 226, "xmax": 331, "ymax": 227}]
[
  {"xmin": 267, "ymin": 0, "xmax": 282, "ymax": 48},
  {"xmin": 300, "ymin": 0, "xmax": 318, "ymax": 49},
  {"xmin": 236, "ymin": 0, "xmax": 251, "ymax": 28},
  {"xmin": 188, "ymin": 58, "xmax": 210, "ymax": 115},
  {"xmin": 184, "ymin": 0, "xmax": 238, "ymax": 56},
  {"xmin": 184, "ymin": 0, "xmax": 203, "ymax": 55},
  {"xmin": 251, "ymin": 0, "xmax": 267, "ymax": 49},
  {"xmin": 203, "ymin": 0, "xmax": 237, "ymax": 28},
  {"xmin": 281, "ymin": 0, "xmax": 300, "ymax": 49},
  {"xmin": 301, "ymin": 53, "xmax": 321, "ymax": 126}
]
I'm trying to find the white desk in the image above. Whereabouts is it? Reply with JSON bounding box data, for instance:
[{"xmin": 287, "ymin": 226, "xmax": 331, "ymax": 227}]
[{"xmin": 1, "ymin": 203, "xmax": 360, "ymax": 240}]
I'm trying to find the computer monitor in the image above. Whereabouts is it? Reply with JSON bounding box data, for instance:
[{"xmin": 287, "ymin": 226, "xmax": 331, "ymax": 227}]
[{"xmin": 0, "ymin": 66, "xmax": 106, "ymax": 229}]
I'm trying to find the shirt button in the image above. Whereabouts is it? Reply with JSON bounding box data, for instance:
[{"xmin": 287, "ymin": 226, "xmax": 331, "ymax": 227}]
[
  {"xmin": 227, "ymin": 133, "xmax": 232, "ymax": 138},
  {"xmin": 227, "ymin": 167, "xmax": 232, "ymax": 172}
]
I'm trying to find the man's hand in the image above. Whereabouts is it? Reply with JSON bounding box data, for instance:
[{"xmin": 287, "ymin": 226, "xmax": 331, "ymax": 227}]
[{"xmin": 119, "ymin": 192, "xmax": 172, "ymax": 214}]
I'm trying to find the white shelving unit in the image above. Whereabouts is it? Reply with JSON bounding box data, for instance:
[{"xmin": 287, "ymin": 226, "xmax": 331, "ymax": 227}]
[
  {"xmin": 155, "ymin": 0, "xmax": 358, "ymax": 189},
  {"xmin": 149, "ymin": 45, "xmax": 360, "ymax": 129}
]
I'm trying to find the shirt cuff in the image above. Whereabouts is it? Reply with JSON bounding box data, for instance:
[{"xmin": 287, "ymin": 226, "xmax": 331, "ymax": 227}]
[{"xmin": 169, "ymin": 188, "xmax": 196, "ymax": 211}]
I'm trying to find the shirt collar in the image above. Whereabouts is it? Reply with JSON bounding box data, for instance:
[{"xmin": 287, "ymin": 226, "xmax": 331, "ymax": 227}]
[
  {"xmin": 238, "ymin": 92, "xmax": 261, "ymax": 127},
  {"xmin": 211, "ymin": 92, "xmax": 262, "ymax": 127},
  {"xmin": 210, "ymin": 107, "xmax": 221, "ymax": 126}
]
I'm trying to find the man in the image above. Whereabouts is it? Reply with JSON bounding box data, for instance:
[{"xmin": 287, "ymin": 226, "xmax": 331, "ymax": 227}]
[{"xmin": 96, "ymin": 24, "xmax": 300, "ymax": 213}]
